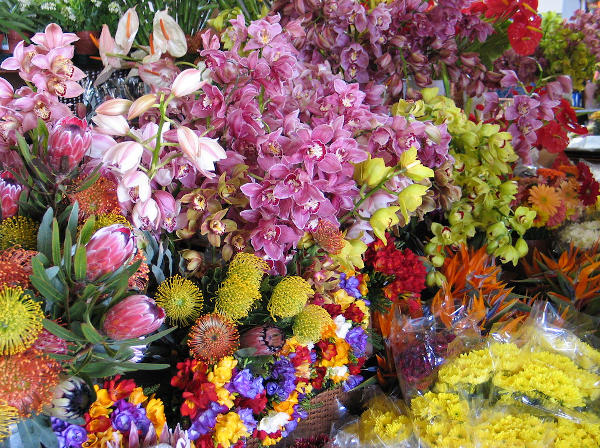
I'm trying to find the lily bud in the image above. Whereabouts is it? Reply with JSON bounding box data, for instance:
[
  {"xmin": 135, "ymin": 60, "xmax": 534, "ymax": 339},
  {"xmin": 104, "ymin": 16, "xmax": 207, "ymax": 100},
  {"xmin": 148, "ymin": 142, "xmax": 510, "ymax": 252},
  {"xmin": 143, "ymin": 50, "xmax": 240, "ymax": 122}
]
[
  {"xmin": 171, "ymin": 69, "xmax": 206, "ymax": 98},
  {"xmin": 92, "ymin": 114, "xmax": 130, "ymax": 136},
  {"xmin": 95, "ymin": 99, "xmax": 132, "ymax": 116},
  {"xmin": 102, "ymin": 294, "xmax": 165, "ymax": 340},
  {"xmin": 48, "ymin": 117, "xmax": 92, "ymax": 172},
  {"xmin": 85, "ymin": 224, "xmax": 136, "ymax": 281},
  {"xmin": 128, "ymin": 94, "xmax": 157, "ymax": 120},
  {"xmin": 0, "ymin": 172, "xmax": 22, "ymax": 219},
  {"xmin": 102, "ymin": 141, "xmax": 144, "ymax": 174}
]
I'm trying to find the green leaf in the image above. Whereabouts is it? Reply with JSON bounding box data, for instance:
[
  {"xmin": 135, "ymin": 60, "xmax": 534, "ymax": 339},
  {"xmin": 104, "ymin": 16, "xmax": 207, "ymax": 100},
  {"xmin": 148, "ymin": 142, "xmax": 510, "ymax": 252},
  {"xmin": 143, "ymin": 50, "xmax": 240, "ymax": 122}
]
[
  {"xmin": 63, "ymin": 231, "xmax": 72, "ymax": 279},
  {"xmin": 74, "ymin": 165, "xmax": 101, "ymax": 193},
  {"xmin": 81, "ymin": 322, "xmax": 105, "ymax": 344},
  {"xmin": 74, "ymin": 245, "xmax": 87, "ymax": 281},
  {"xmin": 67, "ymin": 202, "xmax": 80, "ymax": 240},
  {"xmin": 118, "ymin": 327, "xmax": 176, "ymax": 346},
  {"xmin": 42, "ymin": 319, "xmax": 84, "ymax": 342},
  {"xmin": 78, "ymin": 216, "xmax": 96, "ymax": 246},
  {"xmin": 37, "ymin": 208, "xmax": 54, "ymax": 259},
  {"xmin": 31, "ymin": 257, "xmax": 65, "ymax": 303},
  {"xmin": 16, "ymin": 415, "xmax": 58, "ymax": 448},
  {"xmin": 79, "ymin": 361, "xmax": 124, "ymax": 377},
  {"xmin": 51, "ymin": 218, "xmax": 61, "ymax": 266}
]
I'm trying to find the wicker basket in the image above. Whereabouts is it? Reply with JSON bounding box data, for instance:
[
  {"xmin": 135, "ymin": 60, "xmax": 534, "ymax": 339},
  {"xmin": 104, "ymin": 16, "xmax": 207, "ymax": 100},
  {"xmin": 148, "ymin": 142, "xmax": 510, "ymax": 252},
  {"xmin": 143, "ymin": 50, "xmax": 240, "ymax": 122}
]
[{"xmin": 247, "ymin": 387, "xmax": 360, "ymax": 448}]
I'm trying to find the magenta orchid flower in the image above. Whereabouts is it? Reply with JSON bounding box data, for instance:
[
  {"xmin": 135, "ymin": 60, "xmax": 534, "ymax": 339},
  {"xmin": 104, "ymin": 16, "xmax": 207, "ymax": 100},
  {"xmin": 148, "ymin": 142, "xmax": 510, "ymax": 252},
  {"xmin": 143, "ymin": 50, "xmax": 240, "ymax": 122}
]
[{"xmin": 31, "ymin": 24, "xmax": 78, "ymax": 51}]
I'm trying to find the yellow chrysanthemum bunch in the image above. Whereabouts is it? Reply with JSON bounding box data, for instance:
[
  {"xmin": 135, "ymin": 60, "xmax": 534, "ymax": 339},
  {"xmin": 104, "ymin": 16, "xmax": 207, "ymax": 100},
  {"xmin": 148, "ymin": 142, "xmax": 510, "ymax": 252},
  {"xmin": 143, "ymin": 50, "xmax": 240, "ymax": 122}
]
[
  {"xmin": 215, "ymin": 253, "xmax": 268, "ymax": 321},
  {"xmin": 0, "ymin": 217, "xmax": 38, "ymax": 251},
  {"xmin": 292, "ymin": 305, "xmax": 332, "ymax": 344},
  {"xmin": 358, "ymin": 395, "xmax": 411, "ymax": 444},
  {"xmin": 473, "ymin": 410, "xmax": 552, "ymax": 448},
  {"xmin": 268, "ymin": 276, "xmax": 314, "ymax": 320}
]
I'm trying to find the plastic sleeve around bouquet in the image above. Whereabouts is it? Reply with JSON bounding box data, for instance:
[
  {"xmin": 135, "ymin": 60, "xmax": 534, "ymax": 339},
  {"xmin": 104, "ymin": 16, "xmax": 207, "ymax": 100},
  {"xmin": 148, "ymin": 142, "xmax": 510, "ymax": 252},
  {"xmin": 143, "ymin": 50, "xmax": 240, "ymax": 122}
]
[
  {"xmin": 388, "ymin": 305, "xmax": 482, "ymax": 402},
  {"xmin": 332, "ymin": 386, "xmax": 416, "ymax": 448},
  {"xmin": 485, "ymin": 302, "xmax": 600, "ymax": 424}
]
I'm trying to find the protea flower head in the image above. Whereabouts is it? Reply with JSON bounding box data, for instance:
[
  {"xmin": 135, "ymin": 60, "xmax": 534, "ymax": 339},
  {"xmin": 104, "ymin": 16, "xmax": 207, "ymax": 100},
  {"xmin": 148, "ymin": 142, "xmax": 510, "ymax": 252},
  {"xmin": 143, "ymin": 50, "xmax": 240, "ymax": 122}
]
[
  {"xmin": 85, "ymin": 224, "xmax": 135, "ymax": 281},
  {"xmin": 102, "ymin": 294, "xmax": 165, "ymax": 340},
  {"xmin": 239, "ymin": 325, "xmax": 285, "ymax": 356},
  {"xmin": 0, "ymin": 172, "xmax": 22, "ymax": 219},
  {"xmin": 46, "ymin": 376, "xmax": 93, "ymax": 419},
  {"xmin": 107, "ymin": 422, "xmax": 193, "ymax": 448},
  {"xmin": 48, "ymin": 117, "xmax": 92, "ymax": 172}
]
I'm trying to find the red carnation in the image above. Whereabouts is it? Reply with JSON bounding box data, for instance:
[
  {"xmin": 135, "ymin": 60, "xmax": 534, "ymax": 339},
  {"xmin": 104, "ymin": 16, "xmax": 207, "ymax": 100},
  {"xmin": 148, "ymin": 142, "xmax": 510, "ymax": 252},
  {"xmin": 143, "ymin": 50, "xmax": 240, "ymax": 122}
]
[{"xmin": 536, "ymin": 121, "xmax": 569, "ymax": 153}]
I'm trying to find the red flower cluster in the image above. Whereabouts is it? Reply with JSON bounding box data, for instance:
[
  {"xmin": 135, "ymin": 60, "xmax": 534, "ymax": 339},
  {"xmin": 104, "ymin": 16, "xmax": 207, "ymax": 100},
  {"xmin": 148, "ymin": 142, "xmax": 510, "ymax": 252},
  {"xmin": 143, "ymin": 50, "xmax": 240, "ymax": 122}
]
[
  {"xmin": 577, "ymin": 162, "xmax": 600, "ymax": 206},
  {"xmin": 537, "ymin": 98, "xmax": 588, "ymax": 154},
  {"xmin": 171, "ymin": 359, "xmax": 219, "ymax": 419},
  {"xmin": 476, "ymin": 0, "xmax": 542, "ymax": 55}
]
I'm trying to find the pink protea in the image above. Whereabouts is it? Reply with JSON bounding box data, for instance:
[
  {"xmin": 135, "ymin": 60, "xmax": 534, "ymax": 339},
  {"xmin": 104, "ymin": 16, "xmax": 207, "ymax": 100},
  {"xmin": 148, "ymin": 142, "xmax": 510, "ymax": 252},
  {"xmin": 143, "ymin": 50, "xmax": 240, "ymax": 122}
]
[
  {"xmin": 48, "ymin": 116, "xmax": 92, "ymax": 172},
  {"xmin": 102, "ymin": 294, "xmax": 165, "ymax": 340},
  {"xmin": 85, "ymin": 224, "xmax": 136, "ymax": 281},
  {"xmin": 30, "ymin": 328, "xmax": 68, "ymax": 355},
  {"xmin": 0, "ymin": 172, "xmax": 22, "ymax": 219},
  {"xmin": 239, "ymin": 325, "xmax": 285, "ymax": 356}
]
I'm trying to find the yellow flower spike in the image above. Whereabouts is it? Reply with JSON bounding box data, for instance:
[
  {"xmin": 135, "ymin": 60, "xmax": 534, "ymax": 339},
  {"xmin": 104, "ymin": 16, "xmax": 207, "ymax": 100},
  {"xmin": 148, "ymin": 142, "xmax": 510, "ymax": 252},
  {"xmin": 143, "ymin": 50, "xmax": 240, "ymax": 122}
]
[
  {"xmin": 399, "ymin": 147, "xmax": 434, "ymax": 181},
  {"xmin": 370, "ymin": 206, "xmax": 401, "ymax": 245},
  {"xmin": 397, "ymin": 184, "xmax": 429, "ymax": 223},
  {"xmin": 353, "ymin": 156, "xmax": 393, "ymax": 188}
]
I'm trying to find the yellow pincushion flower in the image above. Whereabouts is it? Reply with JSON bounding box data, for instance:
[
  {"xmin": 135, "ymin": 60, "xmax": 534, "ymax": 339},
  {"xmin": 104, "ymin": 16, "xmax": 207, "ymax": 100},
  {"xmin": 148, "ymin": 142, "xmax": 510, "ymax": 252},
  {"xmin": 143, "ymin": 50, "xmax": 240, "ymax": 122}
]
[
  {"xmin": 268, "ymin": 276, "xmax": 314, "ymax": 320},
  {"xmin": 155, "ymin": 275, "xmax": 204, "ymax": 325},
  {"xmin": 214, "ymin": 412, "xmax": 250, "ymax": 448},
  {"xmin": 0, "ymin": 404, "xmax": 19, "ymax": 442},
  {"xmin": 0, "ymin": 286, "xmax": 44, "ymax": 355},
  {"xmin": 0, "ymin": 217, "xmax": 38, "ymax": 250},
  {"xmin": 215, "ymin": 274, "xmax": 261, "ymax": 321},
  {"xmin": 292, "ymin": 305, "xmax": 333, "ymax": 344},
  {"xmin": 92, "ymin": 212, "xmax": 131, "ymax": 233},
  {"xmin": 227, "ymin": 252, "xmax": 268, "ymax": 289}
]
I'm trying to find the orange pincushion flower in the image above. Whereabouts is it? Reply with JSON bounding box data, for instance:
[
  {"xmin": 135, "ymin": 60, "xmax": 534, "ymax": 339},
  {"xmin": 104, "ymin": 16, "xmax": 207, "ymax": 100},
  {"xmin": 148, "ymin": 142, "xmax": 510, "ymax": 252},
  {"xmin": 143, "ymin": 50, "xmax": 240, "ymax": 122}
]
[
  {"xmin": 528, "ymin": 184, "xmax": 561, "ymax": 216},
  {"xmin": 70, "ymin": 176, "xmax": 120, "ymax": 220},
  {"xmin": 188, "ymin": 313, "xmax": 239, "ymax": 363},
  {"xmin": 311, "ymin": 219, "xmax": 345, "ymax": 255},
  {"xmin": 0, "ymin": 348, "xmax": 61, "ymax": 416},
  {"xmin": 0, "ymin": 247, "xmax": 36, "ymax": 288}
]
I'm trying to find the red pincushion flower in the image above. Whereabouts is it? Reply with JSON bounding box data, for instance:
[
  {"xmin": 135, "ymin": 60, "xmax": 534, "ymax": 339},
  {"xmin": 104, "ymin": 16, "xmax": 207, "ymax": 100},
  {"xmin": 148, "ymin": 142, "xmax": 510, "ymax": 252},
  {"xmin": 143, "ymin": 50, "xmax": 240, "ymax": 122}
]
[{"xmin": 536, "ymin": 121, "xmax": 569, "ymax": 153}]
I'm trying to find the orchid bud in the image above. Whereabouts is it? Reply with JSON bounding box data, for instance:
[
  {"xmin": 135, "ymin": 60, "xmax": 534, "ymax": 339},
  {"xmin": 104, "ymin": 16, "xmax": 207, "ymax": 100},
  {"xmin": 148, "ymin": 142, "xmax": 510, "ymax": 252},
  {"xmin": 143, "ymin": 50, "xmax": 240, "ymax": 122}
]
[
  {"xmin": 95, "ymin": 99, "xmax": 132, "ymax": 116},
  {"xmin": 424, "ymin": 124, "xmax": 442, "ymax": 145},
  {"xmin": 132, "ymin": 198, "xmax": 161, "ymax": 231},
  {"xmin": 102, "ymin": 294, "xmax": 165, "ymax": 340},
  {"xmin": 153, "ymin": 190, "xmax": 180, "ymax": 232},
  {"xmin": 102, "ymin": 141, "xmax": 144, "ymax": 174},
  {"xmin": 48, "ymin": 117, "xmax": 92, "ymax": 172},
  {"xmin": 353, "ymin": 156, "xmax": 392, "ymax": 188},
  {"xmin": 92, "ymin": 114, "xmax": 130, "ymax": 136},
  {"xmin": 128, "ymin": 94, "xmax": 157, "ymax": 120},
  {"xmin": 117, "ymin": 170, "xmax": 151, "ymax": 204},
  {"xmin": 177, "ymin": 126, "xmax": 226, "ymax": 174},
  {"xmin": 171, "ymin": 69, "xmax": 206, "ymax": 98},
  {"xmin": 0, "ymin": 171, "xmax": 22, "ymax": 219},
  {"xmin": 515, "ymin": 238, "xmax": 529, "ymax": 258},
  {"xmin": 85, "ymin": 224, "xmax": 136, "ymax": 281}
]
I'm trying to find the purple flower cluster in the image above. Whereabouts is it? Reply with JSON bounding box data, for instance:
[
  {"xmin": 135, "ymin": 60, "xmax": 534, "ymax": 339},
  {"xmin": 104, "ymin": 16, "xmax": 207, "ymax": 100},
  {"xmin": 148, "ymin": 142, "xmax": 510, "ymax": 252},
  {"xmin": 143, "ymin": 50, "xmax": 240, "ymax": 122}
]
[
  {"xmin": 51, "ymin": 417, "xmax": 88, "ymax": 448},
  {"xmin": 227, "ymin": 368, "xmax": 265, "ymax": 398},
  {"xmin": 345, "ymin": 326, "xmax": 368, "ymax": 357},
  {"xmin": 343, "ymin": 375, "xmax": 364, "ymax": 392},
  {"xmin": 111, "ymin": 399, "xmax": 151, "ymax": 435},
  {"xmin": 266, "ymin": 358, "xmax": 297, "ymax": 401},
  {"xmin": 338, "ymin": 273, "xmax": 361, "ymax": 299},
  {"xmin": 273, "ymin": 0, "xmax": 497, "ymax": 98},
  {"xmin": 189, "ymin": 402, "xmax": 228, "ymax": 440}
]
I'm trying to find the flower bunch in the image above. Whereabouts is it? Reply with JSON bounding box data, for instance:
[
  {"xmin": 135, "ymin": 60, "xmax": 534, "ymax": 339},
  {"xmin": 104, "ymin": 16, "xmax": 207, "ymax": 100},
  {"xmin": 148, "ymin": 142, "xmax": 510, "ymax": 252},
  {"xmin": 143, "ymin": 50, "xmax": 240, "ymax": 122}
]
[
  {"xmin": 560, "ymin": 220, "xmax": 600, "ymax": 249},
  {"xmin": 50, "ymin": 376, "xmax": 174, "ymax": 448},
  {"xmin": 512, "ymin": 162, "xmax": 600, "ymax": 228}
]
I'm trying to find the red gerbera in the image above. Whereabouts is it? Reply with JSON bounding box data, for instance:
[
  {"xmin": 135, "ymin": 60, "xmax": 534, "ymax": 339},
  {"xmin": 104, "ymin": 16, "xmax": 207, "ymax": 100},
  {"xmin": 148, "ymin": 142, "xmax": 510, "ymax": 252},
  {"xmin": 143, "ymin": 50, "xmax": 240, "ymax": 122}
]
[
  {"xmin": 536, "ymin": 121, "xmax": 569, "ymax": 153},
  {"xmin": 577, "ymin": 162, "xmax": 600, "ymax": 206}
]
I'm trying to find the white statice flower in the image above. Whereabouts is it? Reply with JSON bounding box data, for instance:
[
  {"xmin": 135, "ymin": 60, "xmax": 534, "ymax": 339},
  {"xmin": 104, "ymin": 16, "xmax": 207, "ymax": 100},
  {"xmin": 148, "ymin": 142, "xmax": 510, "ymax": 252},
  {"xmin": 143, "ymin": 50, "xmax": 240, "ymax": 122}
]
[
  {"xmin": 40, "ymin": 2, "xmax": 57, "ymax": 10},
  {"xmin": 108, "ymin": 1, "xmax": 120, "ymax": 14},
  {"xmin": 257, "ymin": 412, "xmax": 290, "ymax": 434},
  {"xmin": 92, "ymin": 0, "xmax": 102, "ymax": 6},
  {"xmin": 334, "ymin": 314, "xmax": 352, "ymax": 339},
  {"xmin": 560, "ymin": 221, "xmax": 600, "ymax": 250},
  {"xmin": 17, "ymin": 0, "xmax": 32, "ymax": 11}
]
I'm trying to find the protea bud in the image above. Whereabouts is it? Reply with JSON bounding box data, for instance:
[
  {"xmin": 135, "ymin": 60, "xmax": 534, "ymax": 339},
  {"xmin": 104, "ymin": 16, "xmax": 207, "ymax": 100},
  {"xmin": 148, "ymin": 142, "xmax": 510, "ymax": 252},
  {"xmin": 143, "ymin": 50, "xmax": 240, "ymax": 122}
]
[
  {"xmin": 85, "ymin": 224, "xmax": 135, "ymax": 281},
  {"xmin": 46, "ymin": 377, "xmax": 94, "ymax": 419},
  {"xmin": 48, "ymin": 117, "xmax": 92, "ymax": 172},
  {"xmin": 0, "ymin": 171, "xmax": 22, "ymax": 219},
  {"xmin": 102, "ymin": 294, "xmax": 165, "ymax": 340}
]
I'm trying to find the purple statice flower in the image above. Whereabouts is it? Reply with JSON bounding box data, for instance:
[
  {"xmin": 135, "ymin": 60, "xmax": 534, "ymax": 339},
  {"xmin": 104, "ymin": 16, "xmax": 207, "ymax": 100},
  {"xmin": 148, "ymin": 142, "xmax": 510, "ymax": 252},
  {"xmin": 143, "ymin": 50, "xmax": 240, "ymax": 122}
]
[
  {"xmin": 345, "ymin": 326, "xmax": 368, "ymax": 357},
  {"xmin": 189, "ymin": 402, "xmax": 228, "ymax": 440},
  {"xmin": 266, "ymin": 357, "xmax": 297, "ymax": 401},
  {"xmin": 111, "ymin": 399, "xmax": 150, "ymax": 436},
  {"xmin": 237, "ymin": 408, "xmax": 257, "ymax": 433},
  {"xmin": 339, "ymin": 273, "xmax": 361, "ymax": 299},
  {"xmin": 228, "ymin": 369, "xmax": 264, "ymax": 398},
  {"xmin": 343, "ymin": 375, "xmax": 363, "ymax": 392}
]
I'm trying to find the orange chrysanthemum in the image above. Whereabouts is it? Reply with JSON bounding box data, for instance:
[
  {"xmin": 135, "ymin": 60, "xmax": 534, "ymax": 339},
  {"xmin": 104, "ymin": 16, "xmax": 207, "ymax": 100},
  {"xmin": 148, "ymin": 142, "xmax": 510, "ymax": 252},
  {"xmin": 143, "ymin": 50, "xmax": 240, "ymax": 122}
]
[
  {"xmin": 528, "ymin": 184, "xmax": 561, "ymax": 216},
  {"xmin": 0, "ymin": 247, "xmax": 36, "ymax": 288},
  {"xmin": 0, "ymin": 348, "xmax": 61, "ymax": 416},
  {"xmin": 311, "ymin": 219, "xmax": 345, "ymax": 255},
  {"xmin": 69, "ymin": 176, "xmax": 120, "ymax": 220},
  {"xmin": 188, "ymin": 313, "xmax": 239, "ymax": 363},
  {"xmin": 536, "ymin": 168, "xmax": 566, "ymax": 180}
]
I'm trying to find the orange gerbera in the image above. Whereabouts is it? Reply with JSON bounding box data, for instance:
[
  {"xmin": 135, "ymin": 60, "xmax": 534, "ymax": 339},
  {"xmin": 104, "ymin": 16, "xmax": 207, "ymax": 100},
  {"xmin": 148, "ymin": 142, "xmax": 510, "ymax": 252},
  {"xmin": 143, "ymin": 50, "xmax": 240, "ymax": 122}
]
[
  {"xmin": 557, "ymin": 178, "xmax": 580, "ymax": 211},
  {"xmin": 528, "ymin": 184, "xmax": 561, "ymax": 216}
]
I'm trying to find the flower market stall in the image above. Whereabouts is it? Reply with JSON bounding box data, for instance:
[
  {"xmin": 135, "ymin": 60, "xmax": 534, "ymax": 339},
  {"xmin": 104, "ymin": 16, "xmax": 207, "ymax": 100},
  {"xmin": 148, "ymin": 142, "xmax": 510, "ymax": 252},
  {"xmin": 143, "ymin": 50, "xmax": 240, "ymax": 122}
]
[{"xmin": 0, "ymin": 1, "xmax": 599, "ymax": 448}]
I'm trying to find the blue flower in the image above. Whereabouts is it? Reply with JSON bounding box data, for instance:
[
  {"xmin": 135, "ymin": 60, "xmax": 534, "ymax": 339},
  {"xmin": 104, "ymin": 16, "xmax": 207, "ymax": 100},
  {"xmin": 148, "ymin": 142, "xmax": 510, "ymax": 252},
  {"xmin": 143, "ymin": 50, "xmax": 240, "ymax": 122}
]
[{"xmin": 345, "ymin": 326, "xmax": 367, "ymax": 356}]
